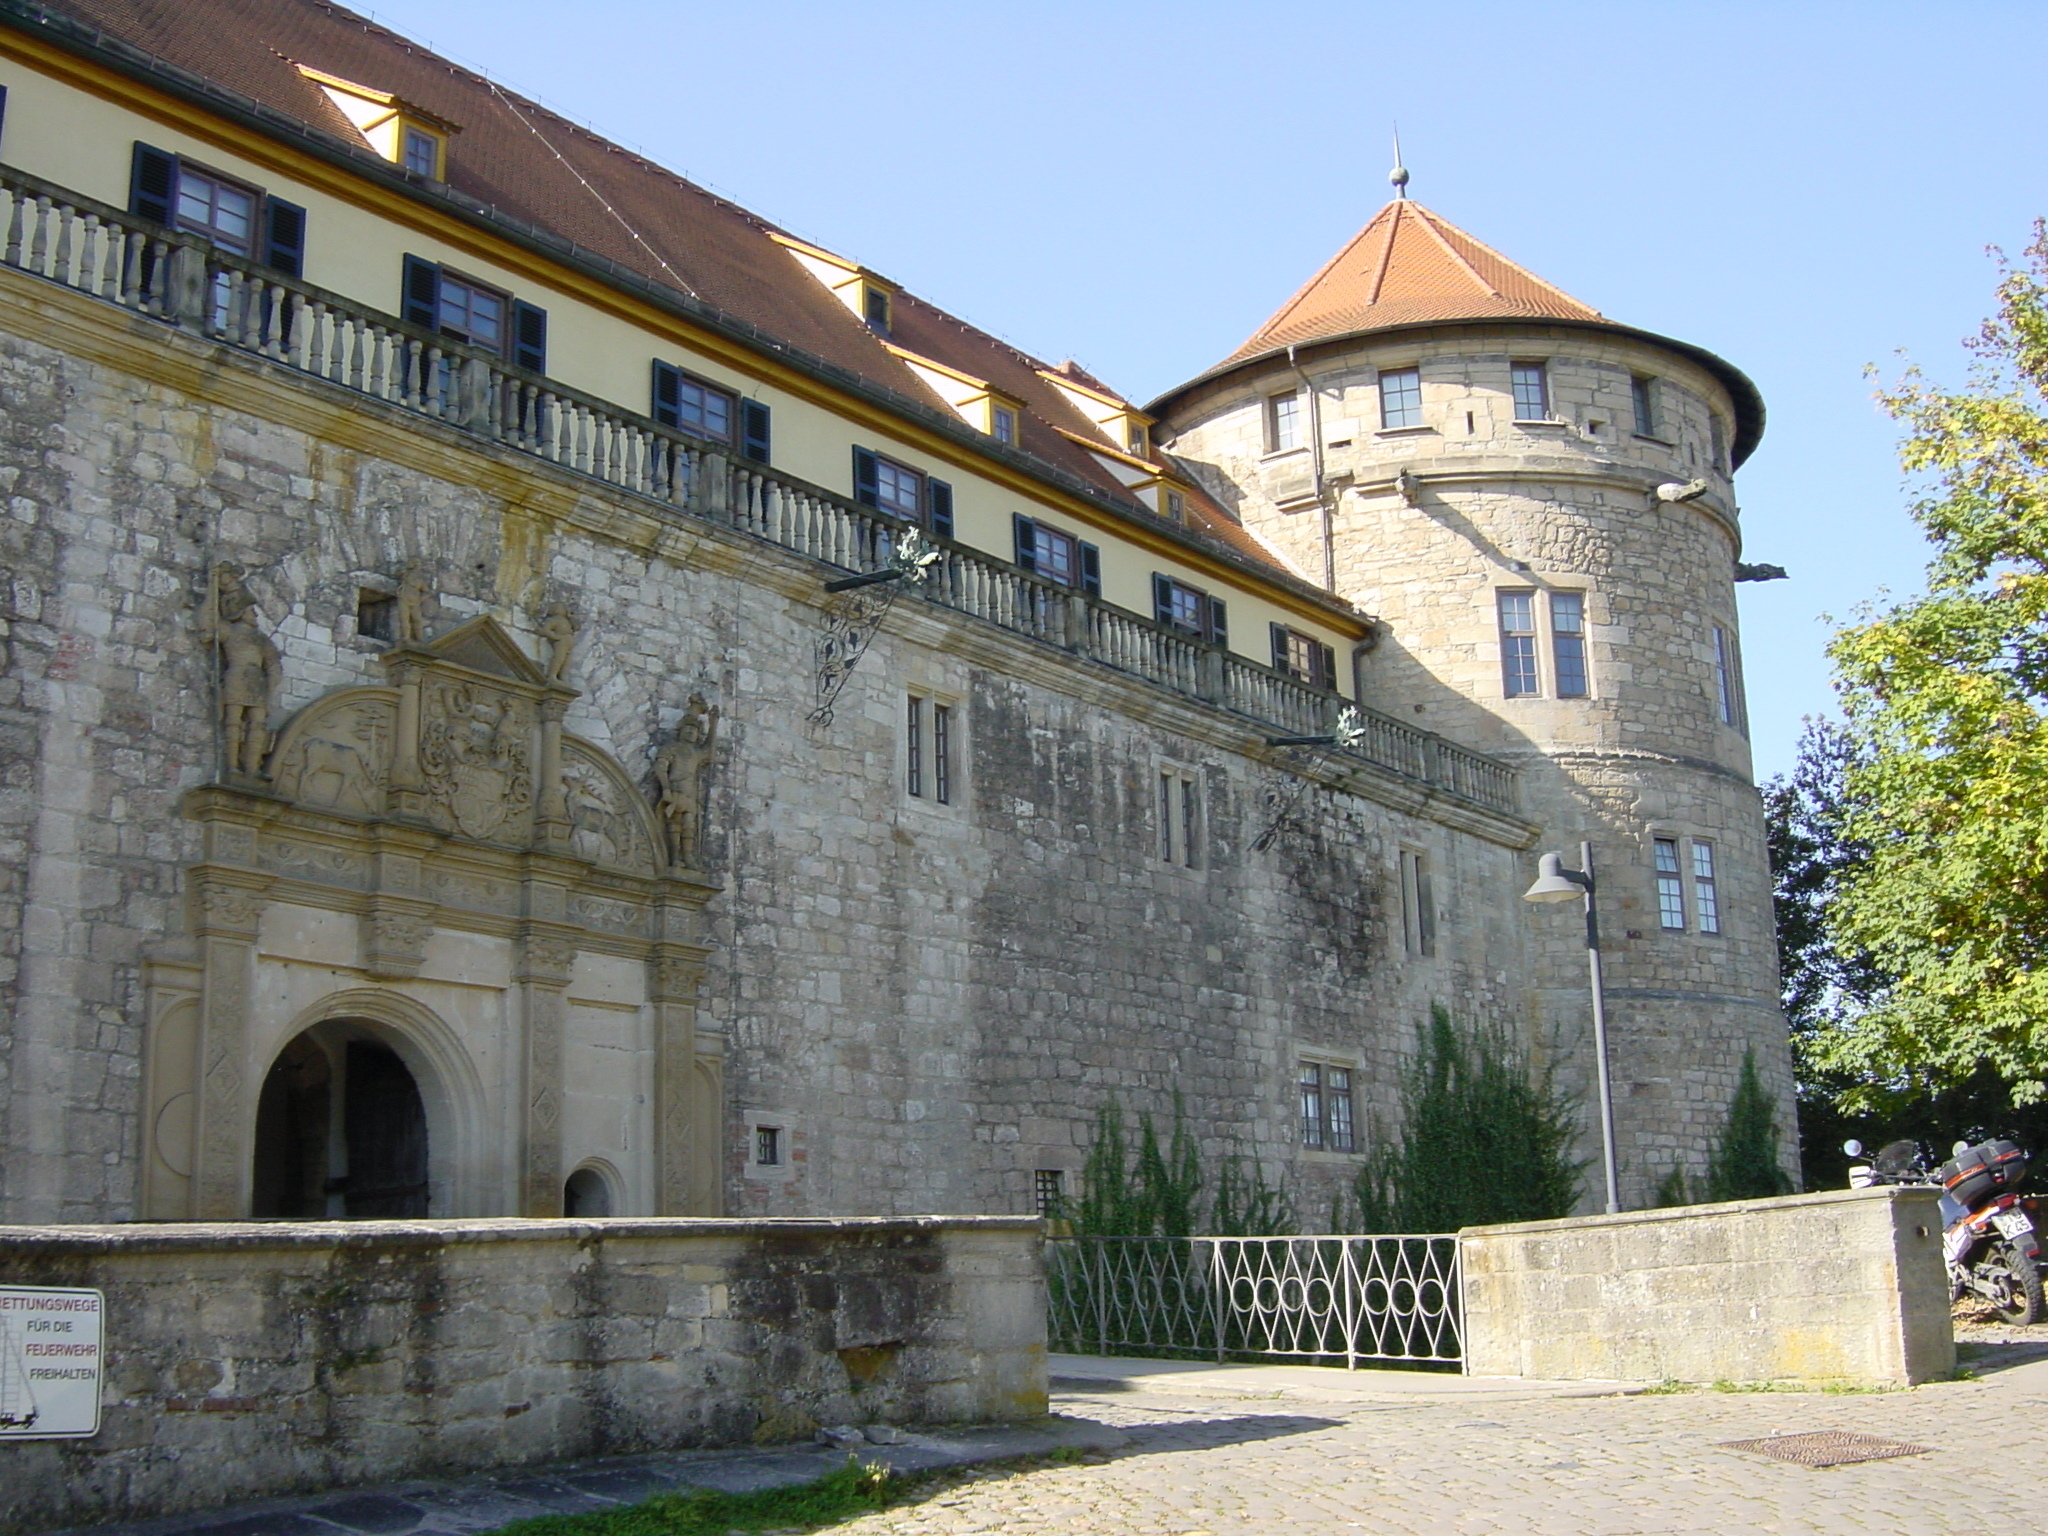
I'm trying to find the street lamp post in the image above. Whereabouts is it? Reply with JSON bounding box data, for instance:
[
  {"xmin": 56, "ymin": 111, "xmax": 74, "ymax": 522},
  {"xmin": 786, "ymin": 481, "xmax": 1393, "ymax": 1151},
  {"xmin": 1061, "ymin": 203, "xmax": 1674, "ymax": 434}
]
[{"xmin": 1523, "ymin": 841, "xmax": 1620, "ymax": 1215}]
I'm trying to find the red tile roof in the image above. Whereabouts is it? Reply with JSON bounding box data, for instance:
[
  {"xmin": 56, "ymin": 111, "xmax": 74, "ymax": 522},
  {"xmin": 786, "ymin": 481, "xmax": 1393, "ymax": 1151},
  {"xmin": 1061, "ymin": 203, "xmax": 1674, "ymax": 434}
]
[{"xmin": 1220, "ymin": 198, "xmax": 1605, "ymax": 369}]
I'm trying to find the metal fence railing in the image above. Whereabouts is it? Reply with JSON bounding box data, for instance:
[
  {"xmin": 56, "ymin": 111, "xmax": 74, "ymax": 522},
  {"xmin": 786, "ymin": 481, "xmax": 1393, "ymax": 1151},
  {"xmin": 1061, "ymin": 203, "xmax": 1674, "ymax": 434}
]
[
  {"xmin": 0, "ymin": 164, "xmax": 1518, "ymax": 817},
  {"xmin": 1046, "ymin": 1234, "xmax": 1463, "ymax": 1369}
]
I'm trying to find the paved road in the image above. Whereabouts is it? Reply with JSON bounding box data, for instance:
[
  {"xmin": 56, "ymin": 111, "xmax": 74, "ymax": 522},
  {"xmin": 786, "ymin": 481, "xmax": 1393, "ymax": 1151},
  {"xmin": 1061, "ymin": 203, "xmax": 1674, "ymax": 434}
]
[
  {"xmin": 56, "ymin": 1334, "xmax": 2047, "ymax": 1536},
  {"xmin": 839, "ymin": 1341, "xmax": 2048, "ymax": 1536}
]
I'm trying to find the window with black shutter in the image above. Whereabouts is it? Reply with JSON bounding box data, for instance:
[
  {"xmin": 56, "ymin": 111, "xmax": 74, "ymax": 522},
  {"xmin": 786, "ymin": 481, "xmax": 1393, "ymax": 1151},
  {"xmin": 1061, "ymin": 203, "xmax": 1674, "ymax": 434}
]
[
  {"xmin": 740, "ymin": 400, "xmax": 772, "ymax": 464},
  {"xmin": 398, "ymin": 256, "xmax": 544, "ymax": 375},
  {"xmin": 263, "ymin": 199, "xmax": 307, "ymax": 277},
  {"xmin": 1155, "ymin": 574, "xmax": 1226, "ymax": 645},
  {"xmin": 853, "ymin": 447, "xmax": 948, "ymax": 533},
  {"xmin": 1270, "ymin": 623, "xmax": 1339, "ymax": 689},
  {"xmin": 512, "ymin": 300, "xmax": 547, "ymax": 374},
  {"xmin": 651, "ymin": 361, "xmax": 738, "ymax": 443},
  {"xmin": 1013, "ymin": 515, "xmax": 1099, "ymax": 593}
]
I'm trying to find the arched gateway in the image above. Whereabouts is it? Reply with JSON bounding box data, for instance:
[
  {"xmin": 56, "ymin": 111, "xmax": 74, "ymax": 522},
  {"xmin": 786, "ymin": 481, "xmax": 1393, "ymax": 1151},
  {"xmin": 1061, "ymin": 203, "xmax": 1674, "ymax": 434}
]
[{"xmin": 139, "ymin": 614, "xmax": 724, "ymax": 1220}]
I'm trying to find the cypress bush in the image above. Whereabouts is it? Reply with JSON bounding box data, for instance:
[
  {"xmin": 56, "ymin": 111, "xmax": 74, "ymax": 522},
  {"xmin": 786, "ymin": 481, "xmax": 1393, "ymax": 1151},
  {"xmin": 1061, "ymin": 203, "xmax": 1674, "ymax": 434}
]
[
  {"xmin": 1350, "ymin": 1007, "xmax": 1584, "ymax": 1231},
  {"xmin": 1062, "ymin": 1093, "xmax": 1293, "ymax": 1237},
  {"xmin": 1704, "ymin": 1048, "xmax": 1796, "ymax": 1201}
]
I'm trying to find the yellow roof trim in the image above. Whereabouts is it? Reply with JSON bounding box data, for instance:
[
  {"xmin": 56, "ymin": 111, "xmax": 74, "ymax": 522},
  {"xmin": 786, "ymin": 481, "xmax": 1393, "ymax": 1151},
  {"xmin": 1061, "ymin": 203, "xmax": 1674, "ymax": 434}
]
[
  {"xmin": 882, "ymin": 342, "xmax": 986, "ymax": 391},
  {"xmin": 292, "ymin": 63, "xmax": 461, "ymax": 134},
  {"xmin": 1036, "ymin": 366, "xmax": 1143, "ymax": 416},
  {"xmin": 0, "ymin": 29, "xmax": 1361, "ymax": 637},
  {"xmin": 1053, "ymin": 425, "xmax": 1164, "ymax": 474}
]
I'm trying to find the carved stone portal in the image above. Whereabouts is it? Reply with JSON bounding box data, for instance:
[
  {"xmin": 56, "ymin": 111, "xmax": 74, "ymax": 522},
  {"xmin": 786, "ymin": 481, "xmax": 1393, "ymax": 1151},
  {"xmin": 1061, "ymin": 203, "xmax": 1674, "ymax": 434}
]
[{"xmin": 142, "ymin": 614, "xmax": 722, "ymax": 1223}]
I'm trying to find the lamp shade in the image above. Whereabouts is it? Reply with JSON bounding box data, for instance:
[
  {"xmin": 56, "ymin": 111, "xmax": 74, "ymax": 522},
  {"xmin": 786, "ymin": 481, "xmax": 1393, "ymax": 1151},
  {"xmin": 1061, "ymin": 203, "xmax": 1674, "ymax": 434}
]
[{"xmin": 1522, "ymin": 851, "xmax": 1587, "ymax": 903}]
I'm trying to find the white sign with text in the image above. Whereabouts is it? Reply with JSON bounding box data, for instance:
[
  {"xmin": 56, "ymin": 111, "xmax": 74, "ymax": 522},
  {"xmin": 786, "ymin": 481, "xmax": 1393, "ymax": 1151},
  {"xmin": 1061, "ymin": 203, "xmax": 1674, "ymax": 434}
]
[{"xmin": 0, "ymin": 1287, "xmax": 104, "ymax": 1439}]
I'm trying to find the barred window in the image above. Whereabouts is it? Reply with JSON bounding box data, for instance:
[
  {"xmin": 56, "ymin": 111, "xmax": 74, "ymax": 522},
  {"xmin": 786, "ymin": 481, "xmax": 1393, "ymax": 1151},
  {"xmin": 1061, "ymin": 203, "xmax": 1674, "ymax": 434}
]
[
  {"xmin": 1654, "ymin": 838, "xmax": 1686, "ymax": 930},
  {"xmin": 1034, "ymin": 1169, "xmax": 1065, "ymax": 1217}
]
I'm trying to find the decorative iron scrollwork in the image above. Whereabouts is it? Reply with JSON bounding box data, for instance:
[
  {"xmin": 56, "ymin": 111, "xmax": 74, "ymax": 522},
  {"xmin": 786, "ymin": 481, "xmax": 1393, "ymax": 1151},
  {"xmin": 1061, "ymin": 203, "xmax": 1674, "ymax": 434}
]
[
  {"xmin": 1251, "ymin": 705, "xmax": 1365, "ymax": 853},
  {"xmin": 809, "ymin": 528, "xmax": 943, "ymax": 727}
]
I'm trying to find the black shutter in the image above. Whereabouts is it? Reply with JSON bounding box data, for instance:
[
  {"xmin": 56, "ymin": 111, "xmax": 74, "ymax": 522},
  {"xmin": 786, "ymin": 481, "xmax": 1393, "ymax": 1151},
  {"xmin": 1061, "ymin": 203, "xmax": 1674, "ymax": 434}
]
[
  {"xmin": 1079, "ymin": 542, "xmax": 1102, "ymax": 597},
  {"xmin": 926, "ymin": 479, "xmax": 953, "ymax": 539},
  {"xmin": 1317, "ymin": 641, "xmax": 1338, "ymax": 691},
  {"xmin": 740, "ymin": 400, "xmax": 771, "ymax": 463},
  {"xmin": 263, "ymin": 198, "xmax": 307, "ymax": 277},
  {"xmin": 852, "ymin": 447, "xmax": 880, "ymax": 508},
  {"xmin": 1152, "ymin": 574, "xmax": 1174, "ymax": 627},
  {"xmin": 1013, "ymin": 514, "xmax": 1038, "ymax": 572},
  {"xmin": 1207, "ymin": 596, "xmax": 1228, "ymax": 647},
  {"xmin": 401, "ymin": 255, "xmax": 440, "ymax": 330},
  {"xmin": 651, "ymin": 360, "xmax": 682, "ymax": 428},
  {"xmin": 1271, "ymin": 622, "xmax": 1291, "ymax": 675},
  {"xmin": 130, "ymin": 143, "xmax": 177, "ymax": 225},
  {"xmin": 512, "ymin": 300, "xmax": 547, "ymax": 373}
]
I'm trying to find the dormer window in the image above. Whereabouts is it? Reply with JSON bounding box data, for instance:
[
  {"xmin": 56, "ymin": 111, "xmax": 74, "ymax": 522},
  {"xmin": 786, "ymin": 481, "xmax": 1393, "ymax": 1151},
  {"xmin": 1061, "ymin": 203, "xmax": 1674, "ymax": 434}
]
[
  {"xmin": 992, "ymin": 403, "xmax": 1019, "ymax": 445},
  {"xmin": 1165, "ymin": 488, "xmax": 1187, "ymax": 524},
  {"xmin": 296, "ymin": 65, "xmax": 458, "ymax": 181},
  {"xmin": 863, "ymin": 284, "xmax": 892, "ymax": 332},
  {"xmin": 1126, "ymin": 422, "xmax": 1148, "ymax": 457},
  {"xmin": 402, "ymin": 126, "xmax": 443, "ymax": 178}
]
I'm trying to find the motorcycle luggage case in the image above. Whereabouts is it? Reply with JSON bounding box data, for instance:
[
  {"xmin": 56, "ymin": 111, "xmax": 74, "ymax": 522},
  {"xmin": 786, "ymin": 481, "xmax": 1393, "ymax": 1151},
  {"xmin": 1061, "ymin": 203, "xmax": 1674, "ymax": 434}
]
[{"xmin": 1939, "ymin": 1139, "xmax": 2028, "ymax": 1207}]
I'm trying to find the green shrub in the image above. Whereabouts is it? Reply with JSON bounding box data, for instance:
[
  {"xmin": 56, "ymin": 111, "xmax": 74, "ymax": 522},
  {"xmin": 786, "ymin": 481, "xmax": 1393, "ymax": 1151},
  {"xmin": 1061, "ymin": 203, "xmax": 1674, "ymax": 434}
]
[{"xmin": 1350, "ymin": 1006, "xmax": 1584, "ymax": 1231}]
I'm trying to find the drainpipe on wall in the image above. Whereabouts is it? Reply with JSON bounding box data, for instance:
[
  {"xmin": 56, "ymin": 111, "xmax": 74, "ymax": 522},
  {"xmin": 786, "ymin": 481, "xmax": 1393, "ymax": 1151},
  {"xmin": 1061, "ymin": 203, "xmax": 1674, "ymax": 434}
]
[{"xmin": 1288, "ymin": 345, "xmax": 1336, "ymax": 592}]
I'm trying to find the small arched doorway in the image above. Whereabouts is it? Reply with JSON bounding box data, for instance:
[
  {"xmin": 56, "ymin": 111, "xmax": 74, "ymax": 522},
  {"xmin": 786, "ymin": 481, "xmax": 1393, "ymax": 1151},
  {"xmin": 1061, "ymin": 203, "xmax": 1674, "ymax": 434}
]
[
  {"xmin": 563, "ymin": 1164, "xmax": 616, "ymax": 1217},
  {"xmin": 251, "ymin": 1024, "xmax": 431, "ymax": 1218}
]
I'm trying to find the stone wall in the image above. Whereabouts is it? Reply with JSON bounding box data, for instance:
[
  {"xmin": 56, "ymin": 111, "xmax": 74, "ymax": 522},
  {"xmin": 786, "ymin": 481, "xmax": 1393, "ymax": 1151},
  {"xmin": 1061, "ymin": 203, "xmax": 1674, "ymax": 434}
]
[
  {"xmin": 1156, "ymin": 324, "xmax": 1798, "ymax": 1205},
  {"xmin": 0, "ymin": 1215, "xmax": 1044, "ymax": 1532},
  {"xmin": 1459, "ymin": 1188, "xmax": 1955, "ymax": 1386},
  {"xmin": 0, "ymin": 267, "xmax": 1537, "ymax": 1229}
]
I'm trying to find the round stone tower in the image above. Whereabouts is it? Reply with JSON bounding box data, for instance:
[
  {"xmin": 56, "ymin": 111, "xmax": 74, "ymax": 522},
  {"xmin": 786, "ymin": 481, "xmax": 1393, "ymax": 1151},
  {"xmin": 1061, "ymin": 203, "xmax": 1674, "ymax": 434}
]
[{"xmin": 1149, "ymin": 195, "xmax": 1795, "ymax": 1205}]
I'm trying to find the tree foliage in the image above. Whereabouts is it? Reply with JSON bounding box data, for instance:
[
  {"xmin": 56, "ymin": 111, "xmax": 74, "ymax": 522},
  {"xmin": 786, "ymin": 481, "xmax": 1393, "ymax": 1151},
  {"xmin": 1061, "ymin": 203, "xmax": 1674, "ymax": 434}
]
[
  {"xmin": 1824, "ymin": 223, "xmax": 2048, "ymax": 1105},
  {"xmin": 1349, "ymin": 1007, "xmax": 1583, "ymax": 1232}
]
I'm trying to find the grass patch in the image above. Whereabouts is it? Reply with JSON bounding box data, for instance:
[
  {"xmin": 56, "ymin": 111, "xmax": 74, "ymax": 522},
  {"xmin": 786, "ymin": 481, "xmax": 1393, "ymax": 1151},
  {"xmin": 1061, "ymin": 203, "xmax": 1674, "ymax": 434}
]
[
  {"xmin": 495, "ymin": 1459, "xmax": 906, "ymax": 1536},
  {"xmin": 1637, "ymin": 1379, "xmax": 1697, "ymax": 1395}
]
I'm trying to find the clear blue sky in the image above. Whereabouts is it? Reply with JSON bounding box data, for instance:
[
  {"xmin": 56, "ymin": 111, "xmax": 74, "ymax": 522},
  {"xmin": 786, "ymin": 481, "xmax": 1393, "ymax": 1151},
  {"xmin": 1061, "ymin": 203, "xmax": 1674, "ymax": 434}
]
[{"xmin": 372, "ymin": 0, "xmax": 2044, "ymax": 782}]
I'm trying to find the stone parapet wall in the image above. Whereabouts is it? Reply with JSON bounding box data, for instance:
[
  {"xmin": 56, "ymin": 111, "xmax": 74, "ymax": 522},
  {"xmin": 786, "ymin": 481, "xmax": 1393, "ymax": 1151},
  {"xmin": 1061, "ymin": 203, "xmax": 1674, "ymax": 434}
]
[
  {"xmin": 0, "ymin": 1215, "xmax": 1046, "ymax": 1533},
  {"xmin": 1459, "ymin": 1188, "xmax": 1954, "ymax": 1386}
]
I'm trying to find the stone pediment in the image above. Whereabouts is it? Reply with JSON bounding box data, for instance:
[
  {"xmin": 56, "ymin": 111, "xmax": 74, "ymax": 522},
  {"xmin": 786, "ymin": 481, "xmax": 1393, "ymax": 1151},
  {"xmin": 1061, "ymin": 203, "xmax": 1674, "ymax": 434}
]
[{"xmin": 392, "ymin": 614, "xmax": 555, "ymax": 692}]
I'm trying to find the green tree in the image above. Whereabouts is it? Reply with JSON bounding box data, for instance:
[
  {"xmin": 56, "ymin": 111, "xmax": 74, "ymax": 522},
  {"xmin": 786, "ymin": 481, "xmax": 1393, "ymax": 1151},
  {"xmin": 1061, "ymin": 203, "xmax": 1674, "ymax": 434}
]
[
  {"xmin": 1351, "ymin": 1007, "xmax": 1583, "ymax": 1231},
  {"xmin": 1703, "ymin": 1048, "xmax": 1796, "ymax": 1200},
  {"xmin": 1825, "ymin": 221, "xmax": 2048, "ymax": 1106}
]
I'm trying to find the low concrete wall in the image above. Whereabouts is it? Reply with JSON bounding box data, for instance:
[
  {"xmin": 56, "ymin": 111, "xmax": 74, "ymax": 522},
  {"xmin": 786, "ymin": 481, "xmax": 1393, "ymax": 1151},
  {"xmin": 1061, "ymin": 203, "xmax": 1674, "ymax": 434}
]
[
  {"xmin": 1460, "ymin": 1187, "xmax": 1954, "ymax": 1387},
  {"xmin": 0, "ymin": 1216, "xmax": 1045, "ymax": 1533}
]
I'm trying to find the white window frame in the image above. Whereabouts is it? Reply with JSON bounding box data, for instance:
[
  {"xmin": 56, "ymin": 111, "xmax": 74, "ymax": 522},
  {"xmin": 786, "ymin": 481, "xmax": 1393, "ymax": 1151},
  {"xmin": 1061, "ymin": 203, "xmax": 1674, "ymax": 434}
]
[
  {"xmin": 1266, "ymin": 391, "xmax": 1304, "ymax": 452},
  {"xmin": 1497, "ymin": 587, "xmax": 1593, "ymax": 699},
  {"xmin": 1379, "ymin": 366, "xmax": 1423, "ymax": 430},
  {"xmin": 1511, "ymin": 360, "xmax": 1551, "ymax": 421}
]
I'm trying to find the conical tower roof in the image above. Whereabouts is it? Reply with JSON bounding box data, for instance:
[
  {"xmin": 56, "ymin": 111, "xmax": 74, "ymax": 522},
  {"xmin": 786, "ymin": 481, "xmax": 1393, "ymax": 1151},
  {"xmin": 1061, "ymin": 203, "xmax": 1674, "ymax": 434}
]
[
  {"xmin": 1220, "ymin": 198, "xmax": 1604, "ymax": 369},
  {"xmin": 1150, "ymin": 197, "xmax": 1765, "ymax": 467}
]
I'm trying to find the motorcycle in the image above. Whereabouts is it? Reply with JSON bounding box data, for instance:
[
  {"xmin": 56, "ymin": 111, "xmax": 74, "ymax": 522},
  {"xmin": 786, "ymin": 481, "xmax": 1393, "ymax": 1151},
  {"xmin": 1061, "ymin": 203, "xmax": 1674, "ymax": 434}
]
[{"xmin": 1846, "ymin": 1136, "xmax": 2046, "ymax": 1325}]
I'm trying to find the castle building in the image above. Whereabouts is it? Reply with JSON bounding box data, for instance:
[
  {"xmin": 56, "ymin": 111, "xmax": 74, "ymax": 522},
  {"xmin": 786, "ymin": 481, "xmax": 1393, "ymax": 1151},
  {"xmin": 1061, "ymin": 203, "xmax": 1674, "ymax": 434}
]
[{"xmin": 0, "ymin": 0, "xmax": 1793, "ymax": 1227}]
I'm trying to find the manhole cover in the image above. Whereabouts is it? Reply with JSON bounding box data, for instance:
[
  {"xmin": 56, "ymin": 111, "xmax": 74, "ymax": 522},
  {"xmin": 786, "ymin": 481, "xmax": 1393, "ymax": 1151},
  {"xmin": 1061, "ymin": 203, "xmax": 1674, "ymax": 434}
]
[{"xmin": 1718, "ymin": 1431, "xmax": 1932, "ymax": 1467}]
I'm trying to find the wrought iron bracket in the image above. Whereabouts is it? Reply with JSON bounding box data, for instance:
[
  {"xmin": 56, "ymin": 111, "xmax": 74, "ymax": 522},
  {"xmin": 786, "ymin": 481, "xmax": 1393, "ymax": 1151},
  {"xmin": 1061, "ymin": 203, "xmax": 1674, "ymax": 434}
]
[{"xmin": 808, "ymin": 529, "xmax": 944, "ymax": 727}]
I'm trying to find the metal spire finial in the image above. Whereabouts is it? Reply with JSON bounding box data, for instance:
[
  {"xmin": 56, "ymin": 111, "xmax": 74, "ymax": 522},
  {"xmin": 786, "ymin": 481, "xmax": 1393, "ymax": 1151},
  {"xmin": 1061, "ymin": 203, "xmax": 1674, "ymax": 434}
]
[{"xmin": 1389, "ymin": 126, "xmax": 1410, "ymax": 199}]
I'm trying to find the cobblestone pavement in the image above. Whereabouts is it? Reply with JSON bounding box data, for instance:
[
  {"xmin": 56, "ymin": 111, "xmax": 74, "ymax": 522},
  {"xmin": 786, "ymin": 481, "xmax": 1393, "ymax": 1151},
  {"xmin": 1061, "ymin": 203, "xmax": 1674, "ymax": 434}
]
[{"xmin": 835, "ymin": 1342, "xmax": 2048, "ymax": 1536}]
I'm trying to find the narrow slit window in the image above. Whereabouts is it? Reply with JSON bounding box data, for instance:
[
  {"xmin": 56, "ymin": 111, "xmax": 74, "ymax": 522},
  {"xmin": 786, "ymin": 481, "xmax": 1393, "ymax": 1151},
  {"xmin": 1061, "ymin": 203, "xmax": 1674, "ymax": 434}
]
[
  {"xmin": 1654, "ymin": 838, "xmax": 1686, "ymax": 931},
  {"xmin": 1379, "ymin": 367, "xmax": 1422, "ymax": 429},
  {"xmin": 1713, "ymin": 625, "xmax": 1746, "ymax": 733},
  {"xmin": 932, "ymin": 703, "xmax": 953, "ymax": 805},
  {"xmin": 1511, "ymin": 361, "xmax": 1550, "ymax": 420},
  {"xmin": 1399, "ymin": 849, "xmax": 1436, "ymax": 957},
  {"xmin": 1692, "ymin": 841, "xmax": 1720, "ymax": 934},
  {"xmin": 1499, "ymin": 591, "xmax": 1539, "ymax": 697},
  {"xmin": 906, "ymin": 694, "xmax": 924, "ymax": 798},
  {"xmin": 1551, "ymin": 592, "xmax": 1589, "ymax": 698},
  {"xmin": 1158, "ymin": 770, "xmax": 1197, "ymax": 867},
  {"xmin": 1631, "ymin": 375, "xmax": 1658, "ymax": 436}
]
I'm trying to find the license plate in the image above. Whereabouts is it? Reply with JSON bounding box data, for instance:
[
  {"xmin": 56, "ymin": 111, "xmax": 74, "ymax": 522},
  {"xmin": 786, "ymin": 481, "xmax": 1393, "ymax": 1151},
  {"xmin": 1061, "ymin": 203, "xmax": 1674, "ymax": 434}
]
[{"xmin": 1994, "ymin": 1210, "xmax": 2035, "ymax": 1239}]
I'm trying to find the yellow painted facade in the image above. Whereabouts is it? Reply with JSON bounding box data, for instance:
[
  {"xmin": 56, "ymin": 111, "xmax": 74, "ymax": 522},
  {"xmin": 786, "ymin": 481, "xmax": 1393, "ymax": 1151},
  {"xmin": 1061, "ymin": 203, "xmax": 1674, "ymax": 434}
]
[{"xmin": 0, "ymin": 38, "xmax": 1362, "ymax": 677}]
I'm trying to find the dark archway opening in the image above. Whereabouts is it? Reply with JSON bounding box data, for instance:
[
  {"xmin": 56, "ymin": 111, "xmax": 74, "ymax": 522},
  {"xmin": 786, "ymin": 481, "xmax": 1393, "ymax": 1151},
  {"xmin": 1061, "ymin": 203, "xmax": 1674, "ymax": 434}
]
[
  {"xmin": 564, "ymin": 1166, "xmax": 614, "ymax": 1217},
  {"xmin": 251, "ymin": 1030, "xmax": 431, "ymax": 1218}
]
